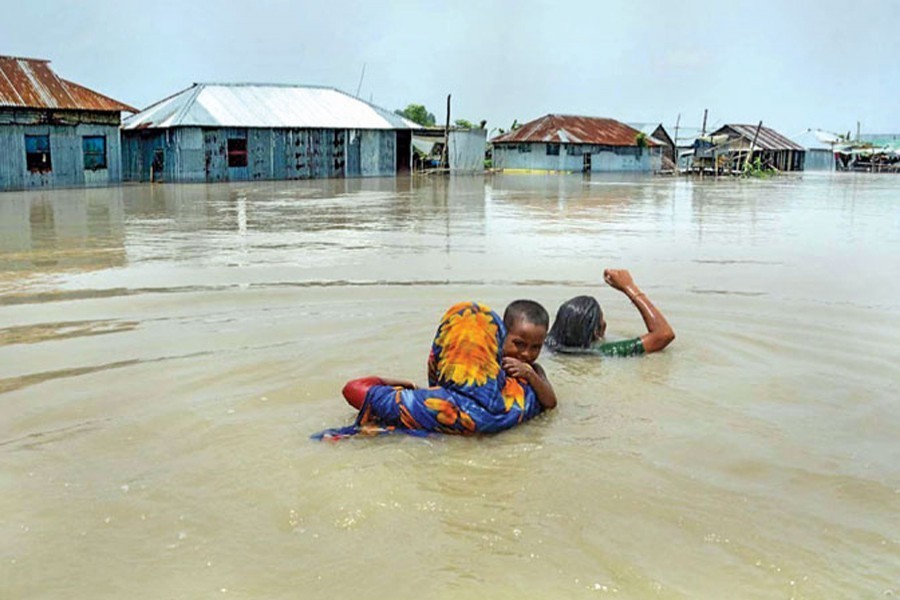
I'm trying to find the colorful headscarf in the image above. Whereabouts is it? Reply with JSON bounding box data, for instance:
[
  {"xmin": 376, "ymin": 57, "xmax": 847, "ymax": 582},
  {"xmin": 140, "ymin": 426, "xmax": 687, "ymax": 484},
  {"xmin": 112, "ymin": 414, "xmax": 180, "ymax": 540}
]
[{"xmin": 313, "ymin": 301, "xmax": 543, "ymax": 439}]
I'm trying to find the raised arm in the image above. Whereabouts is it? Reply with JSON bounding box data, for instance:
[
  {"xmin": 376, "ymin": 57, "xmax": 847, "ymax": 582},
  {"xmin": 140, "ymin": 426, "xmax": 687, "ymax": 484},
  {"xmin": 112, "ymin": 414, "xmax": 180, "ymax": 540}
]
[{"xmin": 603, "ymin": 269, "xmax": 675, "ymax": 353}]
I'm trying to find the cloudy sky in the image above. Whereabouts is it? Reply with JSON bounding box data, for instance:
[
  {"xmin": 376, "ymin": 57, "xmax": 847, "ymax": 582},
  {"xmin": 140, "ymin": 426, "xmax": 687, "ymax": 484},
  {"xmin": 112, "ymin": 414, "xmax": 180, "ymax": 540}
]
[{"xmin": 2, "ymin": 0, "xmax": 897, "ymax": 139}]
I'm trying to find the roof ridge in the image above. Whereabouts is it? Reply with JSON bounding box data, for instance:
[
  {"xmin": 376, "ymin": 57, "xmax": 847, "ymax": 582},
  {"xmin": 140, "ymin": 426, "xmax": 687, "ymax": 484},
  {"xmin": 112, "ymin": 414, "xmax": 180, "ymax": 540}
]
[
  {"xmin": 0, "ymin": 55, "xmax": 50, "ymax": 63},
  {"xmin": 194, "ymin": 82, "xmax": 337, "ymax": 90},
  {"xmin": 169, "ymin": 83, "xmax": 207, "ymax": 127}
]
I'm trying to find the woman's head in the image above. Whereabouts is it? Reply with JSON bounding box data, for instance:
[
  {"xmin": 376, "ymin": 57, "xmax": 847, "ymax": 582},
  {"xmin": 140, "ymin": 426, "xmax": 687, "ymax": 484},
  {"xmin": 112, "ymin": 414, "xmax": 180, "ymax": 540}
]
[{"xmin": 545, "ymin": 295, "xmax": 605, "ymax": 351}]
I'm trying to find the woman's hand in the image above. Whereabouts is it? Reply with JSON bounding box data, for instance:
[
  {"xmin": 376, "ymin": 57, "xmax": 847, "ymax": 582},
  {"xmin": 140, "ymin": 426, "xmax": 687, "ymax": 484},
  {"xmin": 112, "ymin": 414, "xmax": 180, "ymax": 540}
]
[
  {"xmin": 380, "ymin": 377, "xmax": 418, "ymax": 389},
  {"xmin": 603, "ymin": 268, "xmax": 636, "ymax": 293},
  {"xmin": 603, "ymin": 268, "xmax": 675, "ymax": 353}
]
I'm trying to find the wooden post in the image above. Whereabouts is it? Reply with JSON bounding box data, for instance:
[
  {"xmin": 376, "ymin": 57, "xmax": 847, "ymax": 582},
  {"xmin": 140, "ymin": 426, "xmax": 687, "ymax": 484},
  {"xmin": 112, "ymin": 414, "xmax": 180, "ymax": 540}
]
[
  {"xmin": 441, "ymin": 94, "xmax": 451, "ymax": 170},
  {"xmin": 701, "ymin": 109, "xmax": 708, "ymax": 136},
  {"xmin": 744, "ymin": 121, "xmax": 763, "ymax": 171},
  {"xmin": 673, "ymin": 113, "xmax": 681, "ymax": 172}
]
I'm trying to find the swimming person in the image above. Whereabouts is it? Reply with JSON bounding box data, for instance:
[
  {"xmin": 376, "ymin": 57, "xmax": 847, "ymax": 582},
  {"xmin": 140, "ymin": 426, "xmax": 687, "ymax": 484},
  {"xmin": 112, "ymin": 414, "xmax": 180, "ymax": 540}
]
[
  {"xmin": 314, "ymin": 301, "xmax": 550, "ymax": 440},
  {"xmin": 545, "ymin": 269, "xmax": 675, "ymax": 357}
]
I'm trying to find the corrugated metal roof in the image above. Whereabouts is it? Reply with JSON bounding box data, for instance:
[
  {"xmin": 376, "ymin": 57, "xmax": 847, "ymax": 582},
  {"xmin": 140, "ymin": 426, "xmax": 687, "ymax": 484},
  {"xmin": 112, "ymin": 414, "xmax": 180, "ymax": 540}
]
[
  {"xmin": 491, "ymin": 114, "xmax": 652, "ymax": 146},
  {"xmin": 122, "ymin": 83, "xmax": 419, "ymax": 130},
  {"xmin": 0, "ymin": 55, "xmax": 135, "ymax": 112},
  {"xmin": 714, "ymin": 124, "xmax": 805, "ymax": 151}
]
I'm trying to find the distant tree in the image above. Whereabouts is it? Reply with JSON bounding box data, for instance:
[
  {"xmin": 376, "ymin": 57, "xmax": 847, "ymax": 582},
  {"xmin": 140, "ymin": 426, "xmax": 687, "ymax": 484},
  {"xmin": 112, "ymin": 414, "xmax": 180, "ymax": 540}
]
[
  {"xmin": 394, "ymin": 104, "xmax": 436, "ymax": 127},
  {"xmin": 454, "ymin": 118, "xmax": 476, "ymax": 129}
]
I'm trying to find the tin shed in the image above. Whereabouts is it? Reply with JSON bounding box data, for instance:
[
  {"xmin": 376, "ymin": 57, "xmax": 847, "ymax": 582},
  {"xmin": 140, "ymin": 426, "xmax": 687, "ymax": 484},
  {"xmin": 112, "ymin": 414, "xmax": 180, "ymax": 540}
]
[
  {"xmin": 490, "ymin": 115, "xmax": 662, "ymax": 173},
  {"xmin": 0, "ymin": 56, "xmax": 135, "ymax": 191},
  {"xmin": 121, "ymin": 83, "xmax": 419, "ymax": 183}
]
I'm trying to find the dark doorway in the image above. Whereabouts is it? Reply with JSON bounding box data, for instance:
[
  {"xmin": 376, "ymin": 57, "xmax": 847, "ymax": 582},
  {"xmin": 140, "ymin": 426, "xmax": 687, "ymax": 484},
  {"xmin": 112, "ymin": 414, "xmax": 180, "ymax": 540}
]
[
  {"xmin": 396, "ymin": 130, "xmax": 411, "ymax": 173},
  {"xmin": 151, "ymin": 149, "xmax": 165, "ymax": 182},
  {"xmin": 583, "ymin": 153, "xmax": 592, "ymax": 173}
]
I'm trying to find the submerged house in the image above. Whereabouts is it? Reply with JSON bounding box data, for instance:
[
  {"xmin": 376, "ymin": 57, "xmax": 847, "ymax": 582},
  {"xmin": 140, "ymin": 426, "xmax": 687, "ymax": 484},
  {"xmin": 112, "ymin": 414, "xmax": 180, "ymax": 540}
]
[
  {"xmin": 0, "ymin": 56, "xmax": 135, "ymax": 191},
  {"xmin": 696, "ymin": 124, "xmax": 806, "ymax": 172},
  {"xmin": 835, "ymin": 133, "xmax": 900, "ymax": 173},
  {"xmin": 793, "ymin": 129, "xmax": 837, "ymax": 171},
  {"xmin": 491, "ymin": 115, "xmax": 661, "ymax": 173},
  {"xmin": 121, "ymin": 83, "xmax": 419, "ymax": 182},
  {"xmin": 629, "ymin": 122, "xmax": 676, "ymax": 168}
]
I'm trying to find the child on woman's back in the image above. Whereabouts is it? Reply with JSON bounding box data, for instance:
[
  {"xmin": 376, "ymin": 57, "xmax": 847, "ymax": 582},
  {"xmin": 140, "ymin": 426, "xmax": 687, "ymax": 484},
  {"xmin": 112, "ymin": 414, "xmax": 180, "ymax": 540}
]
[{"xmin": 501, "ymin": 300, "xmax": 557, "ymax": 410}]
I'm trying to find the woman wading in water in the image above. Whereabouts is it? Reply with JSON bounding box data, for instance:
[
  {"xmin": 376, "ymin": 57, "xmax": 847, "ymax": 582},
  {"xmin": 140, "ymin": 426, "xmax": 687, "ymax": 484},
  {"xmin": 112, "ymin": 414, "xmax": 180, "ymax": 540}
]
[{"xmin": 545, "ymin": 269, "xmax": 674, "ymax": 357}]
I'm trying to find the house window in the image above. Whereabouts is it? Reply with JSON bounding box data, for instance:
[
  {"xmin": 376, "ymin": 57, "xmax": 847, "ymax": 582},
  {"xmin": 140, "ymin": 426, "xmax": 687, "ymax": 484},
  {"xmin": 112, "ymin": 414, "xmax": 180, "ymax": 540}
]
[
  {"xmin": 82, "ymin": 136, "xmax": 107, "ymax": 170},
  {"xmin": 227, "ymin": 138, "xmax": 248, "ymax": 167},
  {"xmin": 25, "ymin": 135, "xmax": 52, "ymax": 172},
  {"xmin": 546, "ymin": 143, "xmax": 560, "ymax": 156},
  {"xmin": 518, "ymin": 143, "xmax": 531, "ymax": 153},
  {"xmin": 566, "ymin": 144, "xmax": 583, "ymax": 156}
]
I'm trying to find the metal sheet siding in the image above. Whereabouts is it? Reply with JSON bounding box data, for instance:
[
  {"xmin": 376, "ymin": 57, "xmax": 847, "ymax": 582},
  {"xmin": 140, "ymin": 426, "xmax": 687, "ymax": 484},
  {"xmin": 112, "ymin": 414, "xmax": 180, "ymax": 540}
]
[
  {"xmin": 448, "ymin": 129, "xmax": 486, "ymax": 172},
  {"xmin": 122, "ymin": 126, "xmax": 402, "ymax": 182},
  {"xmin": 494, "ymin": 143, "xmax": 659, "ymax": 173},
  {"xmin": 0, "ymin": 121, "xmax": 122, "ymax": 190},
  {"xmin": 804, "ymin": 148, "xmax": 835, "ymax": 171}
]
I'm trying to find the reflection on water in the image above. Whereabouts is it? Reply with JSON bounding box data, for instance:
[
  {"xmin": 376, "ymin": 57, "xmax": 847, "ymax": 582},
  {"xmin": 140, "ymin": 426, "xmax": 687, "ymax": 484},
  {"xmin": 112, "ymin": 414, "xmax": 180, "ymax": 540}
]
[
  {"xmin": 0, "ymin": 173, "xmax": 898, "ymax": 599},
  {"xmin": 0, "ymin": 189, "xmax": 125, "ymax": 277}
]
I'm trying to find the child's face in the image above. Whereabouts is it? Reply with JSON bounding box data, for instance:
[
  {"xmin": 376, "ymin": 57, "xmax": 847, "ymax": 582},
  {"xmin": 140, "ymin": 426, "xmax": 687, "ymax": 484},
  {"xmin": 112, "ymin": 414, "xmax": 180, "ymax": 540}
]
[{"xmin": 503, "ymin": 319, "xmax": 547, "ymax": 365}]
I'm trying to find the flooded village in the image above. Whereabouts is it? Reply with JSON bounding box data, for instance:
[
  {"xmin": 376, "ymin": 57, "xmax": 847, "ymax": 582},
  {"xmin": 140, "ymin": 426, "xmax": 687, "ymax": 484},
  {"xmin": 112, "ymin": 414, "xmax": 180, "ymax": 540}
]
[
  {"xmin": 1, "ymin": 54, "xmax": 897, "ymax": 194},
  {"xmin": 2, "ymin": 3, "xmax": 899, "ymax": 599}
]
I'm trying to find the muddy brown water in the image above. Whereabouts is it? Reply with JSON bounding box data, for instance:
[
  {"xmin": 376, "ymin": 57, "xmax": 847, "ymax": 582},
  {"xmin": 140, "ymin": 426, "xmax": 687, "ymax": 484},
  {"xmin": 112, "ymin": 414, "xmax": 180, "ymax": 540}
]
[{"xmin": 1, "ymin": 173, "xmax": 898, "ymax": 599}]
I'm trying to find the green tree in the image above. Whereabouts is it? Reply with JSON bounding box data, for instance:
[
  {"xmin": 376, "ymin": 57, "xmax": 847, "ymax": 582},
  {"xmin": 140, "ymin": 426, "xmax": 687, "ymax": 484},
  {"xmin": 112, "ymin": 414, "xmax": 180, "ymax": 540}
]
[
  {"xmin": 454, "ymin": 119, "xmax": 475, "ymax": 129},
  {"xmin": 394, "ymin": 104, "xmax": 436, "ymax": 127}
]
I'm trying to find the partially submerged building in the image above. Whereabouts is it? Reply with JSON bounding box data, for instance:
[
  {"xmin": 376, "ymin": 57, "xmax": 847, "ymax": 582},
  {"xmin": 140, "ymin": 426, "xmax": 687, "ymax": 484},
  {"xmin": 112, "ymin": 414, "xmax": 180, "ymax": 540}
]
[
  {"xmin": 835, "ymin": 133, "xmax": 900, "ymax": 172},
  {"xmin": 412, "ymin": 127, "xmax": 487, "ymax": 173},
  {"xmin": 793, "ymin": 129, "xmax": 837, "ymax": 171},
  {"xmin": 491, "ymin": 115, "xmax": 661, "ymax": 173},
  {"xmin": 121, "ymin": 83, "xmax": 419, "ymax": 182},
  {"xmin": 694, "ymin": 124, "xmax": 806, "ymax": 172},
  {"xmin": 0, "ymin": 56, "xmax": 135, "ymax": 191},
  {"xmin": 629, "ymin": 122, "xmax": 676, "ymax": 169}
]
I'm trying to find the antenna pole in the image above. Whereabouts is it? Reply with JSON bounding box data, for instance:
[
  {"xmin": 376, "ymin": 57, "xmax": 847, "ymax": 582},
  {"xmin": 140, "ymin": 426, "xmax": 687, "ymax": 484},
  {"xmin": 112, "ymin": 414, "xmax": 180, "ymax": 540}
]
[{"xmin": 355, "ymin": 63, "xmax": 367, "ymax": 98}]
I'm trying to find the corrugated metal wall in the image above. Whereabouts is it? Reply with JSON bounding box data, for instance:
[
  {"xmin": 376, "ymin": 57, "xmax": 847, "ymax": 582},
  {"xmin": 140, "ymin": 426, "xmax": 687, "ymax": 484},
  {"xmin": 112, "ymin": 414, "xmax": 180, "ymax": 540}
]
[
  {"xmin": 448, "ymin": 130, "xmax": 487, "ymax": 172},
  {"xmin": 0, "ymin": 109, "xmax": 123, "ymax": 191},
  {"xmin": 805, "ymin": 149, "xmax": 835, "ymax": 171},
  {"xmin": 494, "ymin": 143, "xmax": 661, "ymax": 172},
  {"xmin": 122, "ymin": 127, "xmax": 400, "ymax": 183}
]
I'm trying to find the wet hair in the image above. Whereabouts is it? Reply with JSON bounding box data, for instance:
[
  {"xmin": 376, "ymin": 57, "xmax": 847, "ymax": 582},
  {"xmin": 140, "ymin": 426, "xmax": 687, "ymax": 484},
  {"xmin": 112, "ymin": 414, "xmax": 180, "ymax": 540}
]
[
  {"xmin": 545, "ymin": 295, "xmax": 602, "ymax": 351},
  {"xmin": 503, "ymin": 299, "xmax": 549, "ymax": 331}
]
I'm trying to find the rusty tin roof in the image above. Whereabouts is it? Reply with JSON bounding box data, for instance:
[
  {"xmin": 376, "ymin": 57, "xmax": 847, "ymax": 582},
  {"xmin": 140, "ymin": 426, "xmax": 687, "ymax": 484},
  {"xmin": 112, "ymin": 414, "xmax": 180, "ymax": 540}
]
[
  {"xmin": 714, "ymin": 124, "xmax": 804, "ymax": 151},
  {"xmin": 0, "ymin": 56, "xmax": 135, "ymax": 112},
  {"xmin": 491, "ymin": 114, "xmax": 653, "ymax": 146}
]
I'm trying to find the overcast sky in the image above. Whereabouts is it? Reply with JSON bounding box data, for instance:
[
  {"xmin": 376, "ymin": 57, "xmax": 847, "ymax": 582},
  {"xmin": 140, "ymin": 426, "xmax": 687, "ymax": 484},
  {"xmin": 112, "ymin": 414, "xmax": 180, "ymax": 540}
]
[{"xmin": 2, "ymin": 0, "xmax": 898, "ymax": 139}]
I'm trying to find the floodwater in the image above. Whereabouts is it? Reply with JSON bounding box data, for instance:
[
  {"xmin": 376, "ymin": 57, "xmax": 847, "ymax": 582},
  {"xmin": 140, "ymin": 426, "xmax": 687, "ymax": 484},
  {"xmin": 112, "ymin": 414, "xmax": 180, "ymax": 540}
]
[{"xmin": 0, "ymin": 173, "xmax": 898, "ymax": 599}]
